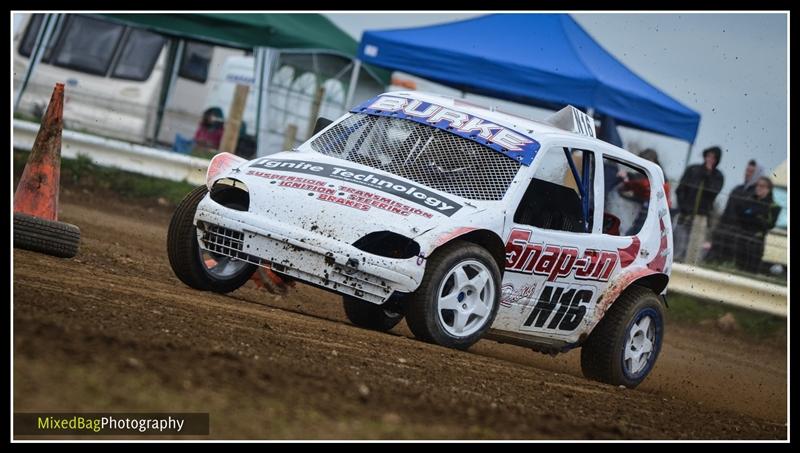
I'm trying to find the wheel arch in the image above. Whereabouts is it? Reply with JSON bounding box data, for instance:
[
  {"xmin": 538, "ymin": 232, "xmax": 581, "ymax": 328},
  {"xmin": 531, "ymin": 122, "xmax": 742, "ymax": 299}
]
[
  {"xmin": 430, "ymin": 228, "xmax": 506, "ymax": 275},
  {"xmin": 630, "ymin": 272, "xmax": 669, "ymax": 295},
  {"xmin": 588, "ymin": 268, "xmax": 669, "ymax": 337}
]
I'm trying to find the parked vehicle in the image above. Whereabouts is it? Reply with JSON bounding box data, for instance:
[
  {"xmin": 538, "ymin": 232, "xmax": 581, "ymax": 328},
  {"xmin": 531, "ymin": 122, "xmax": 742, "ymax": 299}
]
[
  {"xmin": 763, "ymin": 160, "xmax": 787, "ymax": 275},
  {"xmin": 13, "ymin": 13, "xmax": 384, "ymax": 155}
]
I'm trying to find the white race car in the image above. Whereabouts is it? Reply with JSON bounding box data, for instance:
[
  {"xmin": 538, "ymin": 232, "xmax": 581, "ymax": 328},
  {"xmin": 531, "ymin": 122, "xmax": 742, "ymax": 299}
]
[{"xmin": 167, "ymin": 91, "xmax": 673, "ymax": 388}]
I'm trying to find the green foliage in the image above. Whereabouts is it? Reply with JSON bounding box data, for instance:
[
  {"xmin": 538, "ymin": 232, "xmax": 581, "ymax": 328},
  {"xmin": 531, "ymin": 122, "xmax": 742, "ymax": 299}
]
[{"xmin": 667, "ymin": 293, "xmax": 786, "ymax": 340}]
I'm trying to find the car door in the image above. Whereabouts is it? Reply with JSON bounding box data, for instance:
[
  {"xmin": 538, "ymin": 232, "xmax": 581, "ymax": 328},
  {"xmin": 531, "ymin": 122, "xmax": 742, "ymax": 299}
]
[{"xmin": 493, "ymin": 144, "xmax": 612, "ymax": 346}]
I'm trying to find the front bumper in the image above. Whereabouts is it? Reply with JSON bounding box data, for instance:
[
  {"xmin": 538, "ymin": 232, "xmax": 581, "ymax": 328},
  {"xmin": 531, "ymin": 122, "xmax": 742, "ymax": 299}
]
[{"xmin": 194, "ymin": 196, "xmax": 425, "ymax": 304}]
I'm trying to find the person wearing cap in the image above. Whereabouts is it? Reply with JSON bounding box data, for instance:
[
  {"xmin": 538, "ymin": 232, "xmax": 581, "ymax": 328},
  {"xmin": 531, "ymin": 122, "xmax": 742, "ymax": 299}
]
[{"xmin": 673, "ymin": 146, "xmax": 725, "ymax": 263}]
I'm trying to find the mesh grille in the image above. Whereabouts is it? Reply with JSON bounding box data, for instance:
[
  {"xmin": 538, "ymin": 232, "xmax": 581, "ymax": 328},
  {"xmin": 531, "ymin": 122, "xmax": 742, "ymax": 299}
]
[
  {"xmin": 310, "ymin": 114, "xmax": 521, "ymax": 201},
  {"xmin": 199, "ymin": 223, "xmax": 258, "ymax": 263}
]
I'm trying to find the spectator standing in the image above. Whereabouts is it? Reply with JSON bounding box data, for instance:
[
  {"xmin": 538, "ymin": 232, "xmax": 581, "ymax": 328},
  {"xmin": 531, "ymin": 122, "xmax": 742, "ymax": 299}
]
[
  {"xmin": 706, "ymin": 160, "xmax": 764, "ymax": 263},
  {"xmin": 735, "ymin": 177, "xmax": 780, "ymax": 273},
  {"xmin": 673, "ymin": 146, "xmax": 725, "ymax": 263}
]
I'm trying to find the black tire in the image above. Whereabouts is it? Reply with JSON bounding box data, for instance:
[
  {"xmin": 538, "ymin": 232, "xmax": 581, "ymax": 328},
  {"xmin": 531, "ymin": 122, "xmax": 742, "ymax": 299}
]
[
  {"xmin": 14, "ymin": 212, "xmax": 80, "ymax": 258},
  {"xmin": 166, "ymin": 185, "xmax": 256, "ymax": 293},
  {"xmin": 405, "ymin": 240, "xmax": 501, "ymax": 350},
  {"xmin": 580, "ymin": 285, "xmax": 665, "ymax": 388},
  {"xmin": 342, "ymin": 296, "xmax": 403, "ymax": 332}
]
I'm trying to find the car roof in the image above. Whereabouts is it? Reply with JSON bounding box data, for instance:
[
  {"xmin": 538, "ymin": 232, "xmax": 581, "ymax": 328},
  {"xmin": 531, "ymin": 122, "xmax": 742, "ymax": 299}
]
[
  {"xmin": 385, "ymin": 90, "xmax": 647, "ymax": 165},
  {"xmin": 387, "ymin": 90, "xmax": 567, "ymax": 136}
]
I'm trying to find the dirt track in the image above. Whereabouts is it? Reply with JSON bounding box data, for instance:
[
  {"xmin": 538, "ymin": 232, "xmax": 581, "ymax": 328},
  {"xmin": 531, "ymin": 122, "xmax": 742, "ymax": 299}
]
[{"xmin": 13, "ymin": 192, "xmax": 787, "ymax": 439}]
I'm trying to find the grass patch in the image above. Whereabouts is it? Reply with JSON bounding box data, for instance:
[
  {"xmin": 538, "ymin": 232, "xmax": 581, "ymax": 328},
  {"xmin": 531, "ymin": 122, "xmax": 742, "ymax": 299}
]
[
  {"xmin": 14, "ymin": 149, "xmax": 196, "ymax": 207},
  {"xmin": 667, "ymin": 292, "xmax": 786, "ymax": 341},
  {"xmin": 13, "ymin": 111, "xmax": 42, "ymax": 124}
]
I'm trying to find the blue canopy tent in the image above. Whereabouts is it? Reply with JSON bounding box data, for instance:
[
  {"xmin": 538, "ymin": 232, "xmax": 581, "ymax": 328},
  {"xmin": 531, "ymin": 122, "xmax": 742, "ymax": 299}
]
[{"xmin": 358, "ymin": 14, "xmax": 700, "ymax": 149}]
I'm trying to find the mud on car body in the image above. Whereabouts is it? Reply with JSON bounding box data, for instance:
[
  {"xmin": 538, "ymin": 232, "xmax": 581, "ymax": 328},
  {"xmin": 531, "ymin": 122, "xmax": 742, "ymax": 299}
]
[{"xmin": 167, "ymin": 91, "xmax": 673, "ymax": 388}]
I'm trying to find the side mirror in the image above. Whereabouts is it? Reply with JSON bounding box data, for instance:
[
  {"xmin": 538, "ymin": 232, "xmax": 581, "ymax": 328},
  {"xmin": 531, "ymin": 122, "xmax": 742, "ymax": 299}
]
[{"xmin": 312, "ymin": 117, "xmax": 333, "ymax": 135}]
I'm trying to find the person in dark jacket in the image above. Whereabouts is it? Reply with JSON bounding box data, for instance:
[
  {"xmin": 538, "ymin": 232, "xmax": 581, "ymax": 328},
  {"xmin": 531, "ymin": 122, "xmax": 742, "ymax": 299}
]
[
  {"xmin": 706, "ymin": 159, "xmax": 764, "ymax": 263},
  {"xmin": 735, "ymin": 176, "xmax": 780, "ymax": 273},
  {"xmin": 673, "ymin": 146, "xmax": 725, "ymax": 263}
]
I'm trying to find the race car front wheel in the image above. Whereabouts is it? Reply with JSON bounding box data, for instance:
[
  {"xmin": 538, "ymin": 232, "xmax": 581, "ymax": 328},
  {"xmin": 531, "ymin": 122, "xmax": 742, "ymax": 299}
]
[
  {"xmin": 342, "ymin": 296, "xmax": 403, "ymax": 332},
  {"xmin": 580, "ymin": 285, "xmax": 665, "ymax": 388},
  {"xmin": 405, "ymin": 240, "xmax": 501, "ymax": 350},
  {"xmin": 167, "ymin": 185, "xmax": 256, "ymax": 293}
]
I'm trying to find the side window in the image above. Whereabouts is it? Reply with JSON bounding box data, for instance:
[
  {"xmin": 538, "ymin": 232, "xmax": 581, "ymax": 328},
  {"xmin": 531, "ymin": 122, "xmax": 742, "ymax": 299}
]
[
  {"xmin": 602, "ymin": 157, "xmax": 650, "ymax": 236},
  {"xmin": 178, "ymin": 41, "xmax": 213, "ymax": 83},
  {"xmin": 111, "ymin": 29, "xmax": 166, "ymax": 81},
  {"xmin": 51, "ymin": 15, "xmax": 125, "ymax": 75},
  {"xmin": 515, "ymin": 147, "xmax": 595, "ymax": 233}
]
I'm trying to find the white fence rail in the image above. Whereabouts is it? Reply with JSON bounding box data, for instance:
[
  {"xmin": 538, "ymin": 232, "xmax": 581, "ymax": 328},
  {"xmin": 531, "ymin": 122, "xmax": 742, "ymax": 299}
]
[
  {"xmin": 670, "ymin": 263, "xmax": 787, "ymax": 317},
  {"xmin": 13, "ymin": 119, "xmax": 210, "ymax": 186},
  {"xmin": 13, "ymin": 120, "xmax": 788, "ymax": 317}
]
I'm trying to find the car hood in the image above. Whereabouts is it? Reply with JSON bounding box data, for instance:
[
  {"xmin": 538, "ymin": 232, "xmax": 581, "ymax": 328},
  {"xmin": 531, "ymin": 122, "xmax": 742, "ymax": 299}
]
[{"xmin": 215, "ymin": 151, "xmax": 474, "ymax": 243}]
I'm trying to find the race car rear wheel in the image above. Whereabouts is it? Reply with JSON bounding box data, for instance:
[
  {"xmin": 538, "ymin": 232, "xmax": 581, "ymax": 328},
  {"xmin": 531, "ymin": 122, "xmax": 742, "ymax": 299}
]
[
  {"xmin": 167, "ymin": 185, "xmax": 256, "ymax": 293},
  {"xmin": 405, "ymin": 240, "xmax": 500, "ymax": 350},
  {"xmin": 580, "ymin": 285, "xmax": 664, "ymax": 388},
  {"xmin": 342, "ymin": 296, "xmax": 403, "ymax": 332}
]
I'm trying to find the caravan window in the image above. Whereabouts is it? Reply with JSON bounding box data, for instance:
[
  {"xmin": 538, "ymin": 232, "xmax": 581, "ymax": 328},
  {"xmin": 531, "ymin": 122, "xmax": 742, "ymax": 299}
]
[
  {"xmin": 51, "ymin": 15, "xmax": 124, "ymax": 75},
  {"xmin": 18, "ymin": 14, "xmax": 64, "ymax": 62},
  {"xmin": 179, "ymin": 41, "xmax": 213, "ymax": 83},
  {"xmin": 112, "ymin": 29, "xmax": 166, "ymax": 81}
]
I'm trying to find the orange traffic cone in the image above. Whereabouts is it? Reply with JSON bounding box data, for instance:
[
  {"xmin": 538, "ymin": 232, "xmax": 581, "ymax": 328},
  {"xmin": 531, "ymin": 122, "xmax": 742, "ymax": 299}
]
[
  {"xmin": 251, "ymin": 268, "xmax": 294, "ymax": 295},
  {"xmin": 13, "ymin": 82, "xmax": 80, "ymax": 258},
  {"xmin": 15, "ymin": 83, "xmax": 64, "ymax": 220},
  {"xmin": 204, "ymin": 254, "xmax": 292, "ymax": 294}
]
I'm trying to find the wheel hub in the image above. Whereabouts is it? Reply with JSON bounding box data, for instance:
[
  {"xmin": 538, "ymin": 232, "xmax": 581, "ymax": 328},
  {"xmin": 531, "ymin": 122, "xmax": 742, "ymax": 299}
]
[
  {"xmin": 200, "ymin": 249, "xmax": 249, "ymax": 279},
  {"xmin": 436, "ymin": 260, "xmax": 495, "ymax": 338},
  {"xmin": 624, "ymin": 314, "xmax": 656, "ymax": 375}
]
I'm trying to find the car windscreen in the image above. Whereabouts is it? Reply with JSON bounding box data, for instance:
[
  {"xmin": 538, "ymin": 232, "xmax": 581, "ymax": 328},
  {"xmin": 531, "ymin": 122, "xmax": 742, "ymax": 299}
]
[{"xmin": 309, "ymin": 113, "xmax": 521, "ymax": 201}]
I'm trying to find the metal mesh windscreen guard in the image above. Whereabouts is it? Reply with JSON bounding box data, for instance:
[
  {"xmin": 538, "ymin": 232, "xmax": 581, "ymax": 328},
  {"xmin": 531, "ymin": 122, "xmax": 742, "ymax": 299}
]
[{"xmin": 310, "ymin": 114, "xmax": 522, "ymax": 201}]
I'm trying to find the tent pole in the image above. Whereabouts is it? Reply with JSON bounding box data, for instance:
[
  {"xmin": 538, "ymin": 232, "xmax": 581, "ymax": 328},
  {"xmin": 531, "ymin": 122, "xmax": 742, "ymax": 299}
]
[
  {"xmin": 253, "ymin": 47, "xmax": 265, "ymax": 152},
  {"xmin": 255, "ymin": 47, "xmax": 277, "ymax": 157},
  {"xmin": 344, "ymin": 59, "xmax": 361, "ymax": 109},
  {"xmin": 15, "ymin": 13, "xmax": 57, "ymax": 112},
  {"xmin": 683, "ymin": 143, "xmax": 694, "ymax": 171},
  {"xmin": 152, "ymin": 39, "xmax": 184, "ymax": 145}
]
